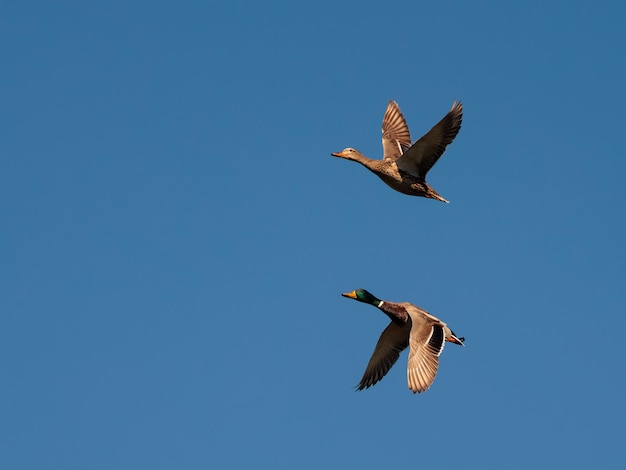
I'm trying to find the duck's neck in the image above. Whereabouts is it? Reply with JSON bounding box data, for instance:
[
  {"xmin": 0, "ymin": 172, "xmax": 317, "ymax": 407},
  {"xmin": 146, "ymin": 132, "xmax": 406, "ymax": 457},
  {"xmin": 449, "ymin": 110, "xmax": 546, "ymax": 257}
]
[
  {"xmin": 346, "ymin": 150, "xmax": 374, "ymax": 166},
  {"xmin": 360, "ymin": 292, "xmax": 383, "ymax": 307}
]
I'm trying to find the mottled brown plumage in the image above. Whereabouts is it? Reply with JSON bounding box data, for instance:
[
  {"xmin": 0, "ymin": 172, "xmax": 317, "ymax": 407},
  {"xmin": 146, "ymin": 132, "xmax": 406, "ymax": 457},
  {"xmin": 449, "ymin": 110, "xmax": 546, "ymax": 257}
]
[
  {"xmin": 342, "ymin": 289, "xmax": 464, "ymax": 394},
  {"xmin": 332, "ymin": 100, "xmax": 463, "ymax": 202}
]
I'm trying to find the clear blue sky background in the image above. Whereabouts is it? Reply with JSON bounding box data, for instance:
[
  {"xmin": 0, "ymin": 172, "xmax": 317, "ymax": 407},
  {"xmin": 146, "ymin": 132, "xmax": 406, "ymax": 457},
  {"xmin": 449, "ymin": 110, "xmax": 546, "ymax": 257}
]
[{"xmin": 2, "ymin": 1, "xmax": 625, "ymax": 468}]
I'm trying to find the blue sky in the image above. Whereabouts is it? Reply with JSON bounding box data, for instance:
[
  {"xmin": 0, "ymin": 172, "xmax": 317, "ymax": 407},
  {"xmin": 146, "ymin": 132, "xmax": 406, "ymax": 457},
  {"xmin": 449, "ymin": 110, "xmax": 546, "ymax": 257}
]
[{"xmin": 2, "ymin": 1, "xmax": 625, "ymax": 468}]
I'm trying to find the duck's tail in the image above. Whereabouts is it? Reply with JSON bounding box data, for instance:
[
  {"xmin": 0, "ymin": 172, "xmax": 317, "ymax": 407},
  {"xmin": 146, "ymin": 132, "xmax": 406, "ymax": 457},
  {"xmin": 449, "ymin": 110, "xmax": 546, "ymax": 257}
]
[
  {"xmin": 428, "ymin": 187, "xmax": 449, "ymax": 203},
  {"xmin": 448, "ymin": 334, "xmax": 465, "ymax": 346}
]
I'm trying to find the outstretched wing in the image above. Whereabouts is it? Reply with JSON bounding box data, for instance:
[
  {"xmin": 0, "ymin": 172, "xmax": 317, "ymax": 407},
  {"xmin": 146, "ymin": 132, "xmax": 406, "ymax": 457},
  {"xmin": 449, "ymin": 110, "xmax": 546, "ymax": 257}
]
[
  {"xmin": 357, "ymin": 321, "xmax": 410, "ymax": 390},
  {"xmin": 406, "ymin": 322, "xmax": 445, "ymax": 393},
  {"xmin": 381, "ymin": 100, "xmax": 412, "ymax": 161},
  {"xmin": 396, "ymin": 101, "xmax": 463, "ymax": 178}
]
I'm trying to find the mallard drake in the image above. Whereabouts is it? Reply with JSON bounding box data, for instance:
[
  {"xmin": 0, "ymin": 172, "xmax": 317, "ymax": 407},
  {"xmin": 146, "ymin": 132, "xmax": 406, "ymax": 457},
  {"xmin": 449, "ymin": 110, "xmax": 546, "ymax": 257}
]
[
  {"xmin": 342, "ymin": 289, "xmax": 464, "ymax": 393},
  {"xmin": 332, "ymin": 100, "xmax": 462, "ymax": 202}
]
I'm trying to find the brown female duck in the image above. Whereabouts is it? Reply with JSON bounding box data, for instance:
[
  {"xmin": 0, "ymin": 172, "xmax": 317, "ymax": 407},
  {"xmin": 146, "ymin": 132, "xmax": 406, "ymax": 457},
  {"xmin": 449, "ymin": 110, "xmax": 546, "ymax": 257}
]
[
  {"xmin": 342, "ymin": 289, "xmax": 464, "ymax": 393},
  {"xmin": 332, "ymin": 100, "xmax": 462, "ymax": 202}
]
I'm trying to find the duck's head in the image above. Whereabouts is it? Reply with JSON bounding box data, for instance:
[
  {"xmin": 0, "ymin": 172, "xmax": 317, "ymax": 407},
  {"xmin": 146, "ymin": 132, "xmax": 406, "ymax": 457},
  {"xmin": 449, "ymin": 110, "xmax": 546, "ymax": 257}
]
[
  {"xmin": 331, "ymin": 148, "xmax": 362, "ymax": 160},
  {"xmin": 342, "ymin": 288, "xmax": 380, "ymax": 305}
]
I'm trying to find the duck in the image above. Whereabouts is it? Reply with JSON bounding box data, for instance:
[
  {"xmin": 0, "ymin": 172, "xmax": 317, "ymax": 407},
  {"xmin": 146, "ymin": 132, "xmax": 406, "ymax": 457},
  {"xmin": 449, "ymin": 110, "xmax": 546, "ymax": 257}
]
[
  {"xmin": 342, "ymin": 289, "xmax": 464, "ymax": 393},
  {"xmin": 332, "ymin": 100, "xmax": 462, "ymax": 202}
]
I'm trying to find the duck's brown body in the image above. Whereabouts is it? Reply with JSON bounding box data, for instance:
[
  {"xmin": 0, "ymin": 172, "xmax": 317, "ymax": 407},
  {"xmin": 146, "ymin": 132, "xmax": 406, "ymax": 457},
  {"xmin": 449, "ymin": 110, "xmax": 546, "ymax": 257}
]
[{"xmin": 338, "ymin": 155, "xmax": 449, "ymax": 202}]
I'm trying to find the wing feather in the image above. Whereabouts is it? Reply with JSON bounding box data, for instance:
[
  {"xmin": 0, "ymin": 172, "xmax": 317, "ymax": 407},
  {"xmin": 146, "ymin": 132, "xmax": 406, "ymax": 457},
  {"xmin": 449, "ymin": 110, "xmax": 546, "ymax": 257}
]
[
  {"xmin": 357, "ymin": 321, "xmax": 410, "ymax": 390},
  {"xmin": 406, "ymin": 323, "xmax": 445, "ymax": 393},
  {"xmin": 396, "ymin": 101, "xmax": 463, "ymax": 178},
  {"xmin": 381, "ymin": 100, "xmax": 412, "ymax": 161}
]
